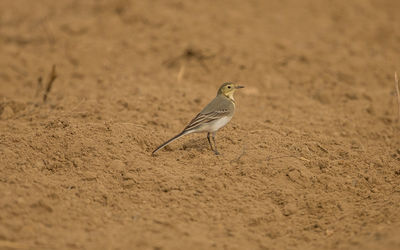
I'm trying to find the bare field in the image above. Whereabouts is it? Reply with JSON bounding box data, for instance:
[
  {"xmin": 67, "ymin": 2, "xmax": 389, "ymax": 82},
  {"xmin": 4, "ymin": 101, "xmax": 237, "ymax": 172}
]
[{"xmin": 1, "ymin": 0, "xmax": 400, "ymax": 249}]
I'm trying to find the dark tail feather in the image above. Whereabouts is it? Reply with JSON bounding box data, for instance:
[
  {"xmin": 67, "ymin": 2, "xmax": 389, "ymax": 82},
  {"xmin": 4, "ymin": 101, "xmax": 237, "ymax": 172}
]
[{"xmin": 152, "ymin": 131, "xmax": 188, "ymax": 155}]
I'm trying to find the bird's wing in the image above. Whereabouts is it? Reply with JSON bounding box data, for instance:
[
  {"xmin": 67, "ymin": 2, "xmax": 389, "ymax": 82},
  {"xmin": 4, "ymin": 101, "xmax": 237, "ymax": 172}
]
[
  {"xmin": 152, "ymin": 109, "xmax": 229, "ymax": 155},
  {"xmin": 183, "ymin": 109, "xmax": 230, "ymax": 132}
]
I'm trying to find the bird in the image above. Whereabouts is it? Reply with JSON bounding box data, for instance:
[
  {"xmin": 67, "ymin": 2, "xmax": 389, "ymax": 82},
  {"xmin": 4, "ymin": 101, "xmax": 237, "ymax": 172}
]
[{"xmin": 152, "ymin": 82, "xmax": 244, "ymax": 155}]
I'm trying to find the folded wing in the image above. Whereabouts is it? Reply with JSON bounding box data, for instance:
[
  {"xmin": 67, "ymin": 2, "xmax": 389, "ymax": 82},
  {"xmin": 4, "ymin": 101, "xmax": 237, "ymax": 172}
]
[{"xmin": 183, "ymin": 109, "xmax": 230, "ymax": 132}]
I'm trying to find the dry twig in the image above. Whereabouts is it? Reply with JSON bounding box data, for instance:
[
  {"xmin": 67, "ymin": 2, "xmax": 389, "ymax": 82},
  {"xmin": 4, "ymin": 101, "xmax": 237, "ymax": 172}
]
[
  {"xmin": 317, "ymin": 144, "xmax": 328, "ymax": 153},
  {"xmin": 177, "ymin": 63, "xmax": 185, "ymax": 83},
  {"xmin": 266, "ymin": 155, "xmax": 310, "ymax": 162},
  {"xmin": 43, "ymin": 65, "xmax": 57, "ymax": 103},
  {"xmin": 230, "ymin": 145, "xmax": 246, "ymax": 164},
  {"xmin": 35, "ymin": 76, "xmax": 43, "ymax": 97}
]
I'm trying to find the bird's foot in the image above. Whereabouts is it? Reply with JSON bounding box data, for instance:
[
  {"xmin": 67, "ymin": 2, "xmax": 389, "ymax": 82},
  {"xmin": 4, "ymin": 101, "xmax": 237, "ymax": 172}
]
[{"xmin": 214, "ymin": 150, "xmax": 220, "ymax": 155}]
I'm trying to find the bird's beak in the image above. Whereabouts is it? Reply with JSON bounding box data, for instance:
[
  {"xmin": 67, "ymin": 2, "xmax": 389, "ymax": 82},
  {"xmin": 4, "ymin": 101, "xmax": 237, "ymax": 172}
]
[{"xmin": 235, "ymin": 85, "xmax": 244, "ymax": 89}]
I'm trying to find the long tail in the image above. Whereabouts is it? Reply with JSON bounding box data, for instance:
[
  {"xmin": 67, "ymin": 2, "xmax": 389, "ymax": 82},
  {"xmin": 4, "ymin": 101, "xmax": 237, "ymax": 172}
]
[{"xmin": 152, "ymin": 131, "xmax": 189, "ymax": 155}]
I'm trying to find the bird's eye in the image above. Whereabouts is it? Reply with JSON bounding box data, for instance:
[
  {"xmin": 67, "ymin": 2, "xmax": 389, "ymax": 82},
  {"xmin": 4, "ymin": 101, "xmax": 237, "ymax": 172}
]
[{"xmin": 227, "ymin": 86, "xmax": 231, "ymax": 89}]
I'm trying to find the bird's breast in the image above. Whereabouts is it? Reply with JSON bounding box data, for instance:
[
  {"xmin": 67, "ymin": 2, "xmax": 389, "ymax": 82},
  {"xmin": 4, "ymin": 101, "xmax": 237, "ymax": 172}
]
[{"xmin": 208, "ymin": 115, "xmax": 233, "ymax": 132}]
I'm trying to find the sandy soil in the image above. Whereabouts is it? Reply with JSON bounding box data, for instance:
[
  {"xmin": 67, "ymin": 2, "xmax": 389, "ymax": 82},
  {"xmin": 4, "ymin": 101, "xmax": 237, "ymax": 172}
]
[{"xmin": 1, "ymin": 0, "xmax": 400, "ymax": 249}]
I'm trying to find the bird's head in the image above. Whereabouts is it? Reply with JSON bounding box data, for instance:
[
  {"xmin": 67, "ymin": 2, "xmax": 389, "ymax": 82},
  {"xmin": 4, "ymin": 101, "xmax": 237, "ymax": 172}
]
[{"xmin": 217, "ymin": 82, "xmax": 244, "ymax": 100}]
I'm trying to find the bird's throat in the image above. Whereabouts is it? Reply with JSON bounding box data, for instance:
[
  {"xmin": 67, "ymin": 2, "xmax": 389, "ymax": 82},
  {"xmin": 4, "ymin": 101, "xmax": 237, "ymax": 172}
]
[{"xmin": 224, "ymin": 92, "xmax": 235, "ymax": 104}]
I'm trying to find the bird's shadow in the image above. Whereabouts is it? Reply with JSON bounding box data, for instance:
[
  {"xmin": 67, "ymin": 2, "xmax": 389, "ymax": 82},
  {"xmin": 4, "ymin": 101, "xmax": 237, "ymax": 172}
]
[{"xmin": 180, "ymin": 138, "xmax": 209, "ymax": 151}]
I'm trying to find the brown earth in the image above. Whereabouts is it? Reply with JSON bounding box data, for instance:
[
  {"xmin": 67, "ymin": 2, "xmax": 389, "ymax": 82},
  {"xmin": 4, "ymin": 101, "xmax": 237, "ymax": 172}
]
[{"xmin": 1, "ymin": 0, "xmax": 400, "ymax": 249}]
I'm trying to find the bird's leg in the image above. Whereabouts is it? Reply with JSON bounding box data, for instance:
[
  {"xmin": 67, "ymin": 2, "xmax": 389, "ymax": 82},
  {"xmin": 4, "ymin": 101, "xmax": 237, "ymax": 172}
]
[
  {"xmin": 211, "ymin": 132, "xmax": 219, "ymax": 155},
  {"xmin": 207, "ymin": 132, "xmax": 214, "ymax": 151}
]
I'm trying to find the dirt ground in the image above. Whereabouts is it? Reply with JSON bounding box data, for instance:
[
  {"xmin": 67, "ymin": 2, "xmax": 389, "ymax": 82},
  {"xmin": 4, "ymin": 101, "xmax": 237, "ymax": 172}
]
[{"xmin": 1, "ymin": 0, "xmax": 400, "ymax": 249}]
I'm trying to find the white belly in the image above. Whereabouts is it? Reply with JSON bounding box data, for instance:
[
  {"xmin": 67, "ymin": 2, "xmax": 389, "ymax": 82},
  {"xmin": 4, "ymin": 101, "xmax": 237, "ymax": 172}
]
[{"xmin": 198, "ymin": 116, "xmax": 233, "ymax": 132}]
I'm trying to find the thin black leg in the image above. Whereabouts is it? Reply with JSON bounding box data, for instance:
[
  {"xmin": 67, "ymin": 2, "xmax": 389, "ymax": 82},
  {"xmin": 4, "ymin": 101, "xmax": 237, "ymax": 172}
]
[
  {"xmin": 211, "ymin": 132, "xmax": 219, "ymax": 155},
  {"xmin": 207, "ymin": 132, "xmax": 214, "ymax": 151}
]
